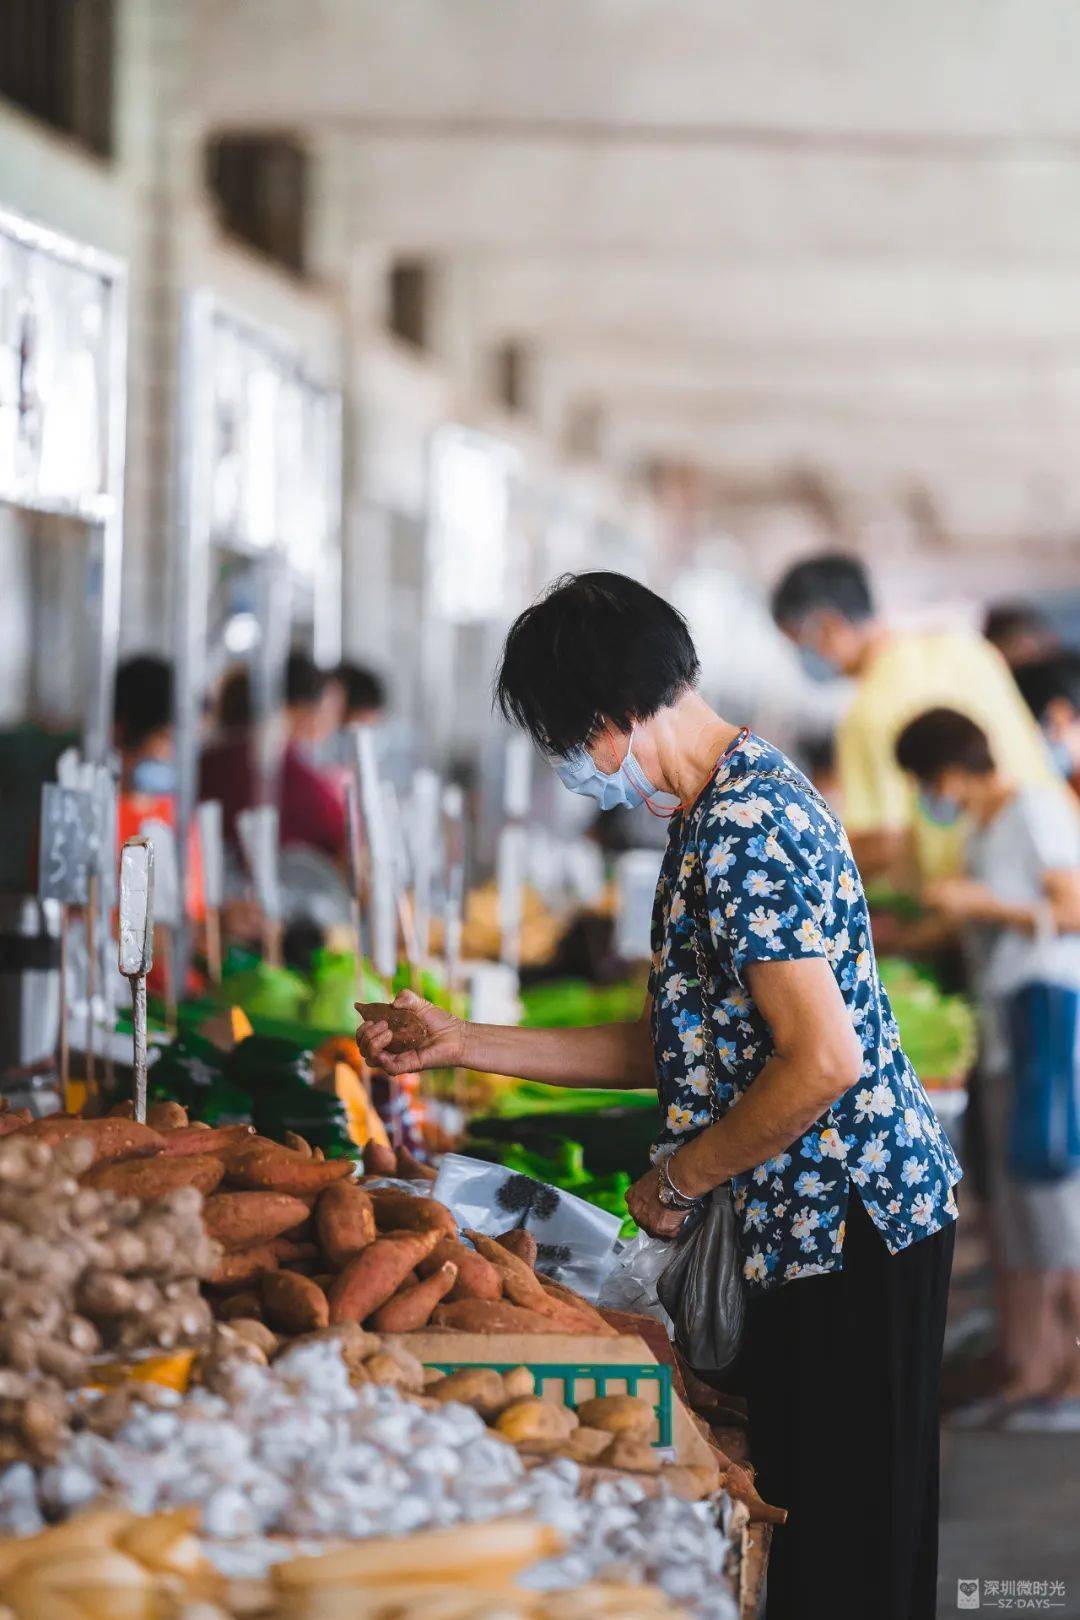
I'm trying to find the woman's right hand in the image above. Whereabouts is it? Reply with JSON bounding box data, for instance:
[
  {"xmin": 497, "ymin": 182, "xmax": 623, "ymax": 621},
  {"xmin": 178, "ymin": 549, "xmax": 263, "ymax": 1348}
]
[{"xmin": 355, "ymin": 989, "xmax": 467, "ymax": 1076}]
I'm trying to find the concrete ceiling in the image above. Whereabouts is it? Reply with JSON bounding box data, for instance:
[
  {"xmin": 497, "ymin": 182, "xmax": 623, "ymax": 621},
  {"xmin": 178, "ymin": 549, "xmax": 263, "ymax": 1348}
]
[{"xmin": 192, "ymin": 0, "xmax": 1080, "ymax": 546}]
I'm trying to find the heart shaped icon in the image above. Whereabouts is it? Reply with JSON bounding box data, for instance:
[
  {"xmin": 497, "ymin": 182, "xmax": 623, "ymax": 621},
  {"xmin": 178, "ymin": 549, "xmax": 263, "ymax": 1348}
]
[{"xmin": 959, "ymin": 1582, "xmax": 978, "ymax": 1597}]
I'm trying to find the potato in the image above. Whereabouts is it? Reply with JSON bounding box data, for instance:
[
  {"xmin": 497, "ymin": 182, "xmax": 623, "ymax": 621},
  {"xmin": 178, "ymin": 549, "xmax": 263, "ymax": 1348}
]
[
  {"xmin": 495, "ymin": 1397, "xmax": 576, "ymax": 1444},
  {"xmin": 223, "ymin": 1318, "xmax": 278, "ymax": 1358},
  {"xmin": 369, "ymin": 1190, "xmax": 456, "ymax": 1239},
  {"xmin": 327, "ymin": 1230, "xmax": 442, "ymax": 1325},
  {"xmin": 561, "ymin": 1426, "xmax": 615, "ymax": 1465},
  {"xmin": 575, "ymin": 1395, "xmax": 656, "ymax": 1438},
  {"xmin": 316, "ymin": 1182, "xmax": 376, "ymax": 1268},
  {"xmin": 280, "ymin": 1324, "xmax": 381, "ymax": 1370},
  {"xmin": 146, "ymin": 1101, "xmax": 189, "ymax": 1131},
  {"xmin": 82, "ymin": 1154, "xmax": 225, "ymax": 1199},
  {"xmin": 605, "ymin": 1435, "xmax": 661, "ymax": 1474},
  {"xmin": 501, "ymin": 1366, "xmax": 535, "ymax": 1402},
  {"xmin": 260, "ymin": 1271, "xmax": 329, "ymax": 1334},
  {"xmin": 227, "ymin": 1146, "xmax": 356, "ymax": 1197},
  {"xmin": 363, "ymin": 1342, "xmax": 425, "ymax": 1392},
  {"xmin": 428, "ymin": 1367, "xmax": 507, "ymax": 1419},
  {"xmin": 416, "ymin": 1239, "xmax": 502, "ymax": 1303}
]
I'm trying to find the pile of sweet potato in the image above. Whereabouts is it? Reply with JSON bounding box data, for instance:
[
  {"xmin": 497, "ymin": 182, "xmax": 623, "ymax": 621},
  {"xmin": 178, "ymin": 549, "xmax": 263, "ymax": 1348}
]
[{"xmin": 206, "ymin": 1168, "xmax": 618, "ymax": 1338}]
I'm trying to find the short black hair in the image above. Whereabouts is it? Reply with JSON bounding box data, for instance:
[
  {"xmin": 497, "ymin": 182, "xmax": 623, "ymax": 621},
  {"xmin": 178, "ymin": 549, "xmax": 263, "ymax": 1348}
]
[
  {"xmin": 335, "ymin": 662, "xmax": 386, "ymax": 716},
  {"xmin": 1014, "ymin": 651, "xmax": 1080, "ymax": 723},
  {"xmin": 114, "ymin": 656, "xmax": 173, "ymax": 749},
  {"xmin": 495, "ymin": 571, "xmax": 700, "ymax": 756},
  {"xmin": 771, "ymin": 553, "xmax": 874, "ymax": 630},
  {"xmin": 895, "ymin": 708, "xmax": 995, "ymax": 780},
  {"xmin": 284, "ymin": 650, "xmax": 331, "ymax": 708}
]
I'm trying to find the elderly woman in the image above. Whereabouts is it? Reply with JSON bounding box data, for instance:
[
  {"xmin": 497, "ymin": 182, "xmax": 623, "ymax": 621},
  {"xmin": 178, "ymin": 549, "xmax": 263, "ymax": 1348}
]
[{"xmin": 358, "ymin": 573, "xmax": 961, "ymax": 1620}]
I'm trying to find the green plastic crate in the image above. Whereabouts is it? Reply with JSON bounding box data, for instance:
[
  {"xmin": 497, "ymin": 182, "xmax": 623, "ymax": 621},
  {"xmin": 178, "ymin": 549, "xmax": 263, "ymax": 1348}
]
[{"xmin": 428, "ymin": 1359, "xmax": 673, "ymax": 1447}]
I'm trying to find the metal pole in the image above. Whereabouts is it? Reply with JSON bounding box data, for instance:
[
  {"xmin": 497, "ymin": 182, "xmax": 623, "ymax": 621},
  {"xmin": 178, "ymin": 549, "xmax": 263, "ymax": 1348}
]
[{"xmin": 130, "ymin": 977, "xmax": 148, "ymax": 1124}]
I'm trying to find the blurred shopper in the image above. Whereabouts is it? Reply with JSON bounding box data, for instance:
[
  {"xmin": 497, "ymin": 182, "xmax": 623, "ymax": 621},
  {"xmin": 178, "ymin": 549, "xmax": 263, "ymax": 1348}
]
[
  {"xmin": 896, "ymin": 708, "xmax": 1080, "ymax": 1418},
  {"xmin": 359, "ymin": 571, "xmax": 961, "ymax": 1620},
  {"xmin": 771, "ymin": 554, "xmax": 1057, "ymax": 879},
  {"xmin": 199, "ymin": 666, "xmax": 257, "ymax": 848},
  {"xmin": 983, "ymin": 601, "xmax": 1060, "ymax": 672},
  {"xmin": 113, "ymin": 655, "xmax": 175, "ymax": 799},
  {"xmin": 279, "ymin": 651, "xmax": 346, "ymax": 858},
  {"xmin": 1015, "ymin": 651, "xmax": 1080, "ymax": 801},
  {"xmin": 333, "ymin": 661, "xmax": 387, "ymax": 729}
]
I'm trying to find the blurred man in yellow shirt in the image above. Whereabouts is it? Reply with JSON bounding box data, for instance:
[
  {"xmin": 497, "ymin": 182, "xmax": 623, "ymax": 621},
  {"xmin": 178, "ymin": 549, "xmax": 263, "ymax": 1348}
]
[{"xmin": 771, "ymin": 554, "xmax": 1063, "ymax": 879}]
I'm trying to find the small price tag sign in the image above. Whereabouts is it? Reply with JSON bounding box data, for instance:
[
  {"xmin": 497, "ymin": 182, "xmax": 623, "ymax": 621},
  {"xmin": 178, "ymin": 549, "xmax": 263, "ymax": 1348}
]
[
  {"xmin": 118, "ymin": 837, "xmax": 155, "ymax": 978},
  {"xmin": 38, "ymin": 783, "xmax": 94, "ymax": 905}
]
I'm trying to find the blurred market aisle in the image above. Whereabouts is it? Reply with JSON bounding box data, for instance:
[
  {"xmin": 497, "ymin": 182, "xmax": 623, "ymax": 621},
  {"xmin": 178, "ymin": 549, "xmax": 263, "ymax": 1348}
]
[{"xmin": 937, "ymin": 1430, "xmax": 1080, "ymax": 1618}]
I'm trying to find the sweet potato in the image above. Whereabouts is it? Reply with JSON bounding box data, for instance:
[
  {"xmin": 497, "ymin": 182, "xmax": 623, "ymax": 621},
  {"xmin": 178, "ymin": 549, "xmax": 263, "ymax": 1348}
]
[
  {"xmin": 316, "ymin": 1182, "xmax": 376, "ymax": 1268},
  {"xmin": 415, "ymin": 1239, "xmax": 502, "ymax": 1303},
  {"xmin": 495, "ymin": 1228, "xmax": 537, "ymax": 1268},
  {"xmin": 396, "ymin": 1145, "xmax": 437, "ymax": 1183},
  {"xmin": 369, "ymin": 1190, "xmax": 456, "ymax": 1238},
  {"xmin": 23, "ymin": 1116, "xmax": 164, "ymax": 1164},
  {"xmin": 214, "ymin": 1290, "xmax": 262, "ymax": 1321},
  {"xmin": 270, "ymin": 1238, "xmax": 320, "ymax": 1265},
  {"xmin": 539, "ymin": 1278, "xmax": 619, "ymax": 1337},
  {"xmin": 226, "ymin": 1146, "xmax": 356, "ymax": 1196},
  {"xmin": 260, "ymin": 1271, "xmax": 329, "ymax": 1334},
  {"xmin": 202, "ymin": 1192, "xmax": 311, "ymax": 1251},
  {"xmin": 370, "ymin": 1261, "xmax": 458, "ymax": 1332},
  {"xmin": 361, "ymin": 1140, "xmax": 397, "ymax": 1177},
  {"xmin": 158, "ymin": 1124, "xmax": 255, "ymax": 1158},
  {"xmin": 327, "ymin": 1230, "xmax": 441, "ymax": 1325},
  {"xmin": 209, "ymin": 1244, "xmax": 279, "ymax": 1289},
  {"xmin": 431, "ymin": 1299, "xmax": 592, "ymax": 1335},
  {"xmin": 355, "ymin": 1001, "xmax": 428, "ymax": 1055},
  {"xmin": 464, "ymin": 1230, "xmax": 549, "ymax": 1309},
  {"xmin": 81, "ymin": 1153, "xmax": 225, "ymax": 1198},
  {"xmin": 282, "ymin": 1131, "xmax": 311, "ymax": 1157}
]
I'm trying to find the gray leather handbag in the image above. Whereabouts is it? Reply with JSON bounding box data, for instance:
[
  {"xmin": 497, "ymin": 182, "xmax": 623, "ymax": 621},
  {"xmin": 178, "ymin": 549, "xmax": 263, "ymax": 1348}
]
[{"xmin": 655, "ymin": 846, "xmax": 746, "ymax": 1375}]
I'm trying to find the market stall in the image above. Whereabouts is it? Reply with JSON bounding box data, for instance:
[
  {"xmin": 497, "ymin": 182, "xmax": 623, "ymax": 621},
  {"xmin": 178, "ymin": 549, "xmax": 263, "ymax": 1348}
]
[
  {"xmin": 171, "ymin": 290, "xmax": 343, "ymax": 987},
  {"xmin": 0, "ymin": 204, "xmax": 128, "ymax": 1094}
]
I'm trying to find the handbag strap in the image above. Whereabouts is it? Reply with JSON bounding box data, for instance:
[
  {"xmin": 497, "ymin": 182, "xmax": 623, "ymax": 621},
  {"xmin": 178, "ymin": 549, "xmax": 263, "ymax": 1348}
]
[{"xmin": 682, "ymin": 757, "xmax": 838, "ymax": 1130}]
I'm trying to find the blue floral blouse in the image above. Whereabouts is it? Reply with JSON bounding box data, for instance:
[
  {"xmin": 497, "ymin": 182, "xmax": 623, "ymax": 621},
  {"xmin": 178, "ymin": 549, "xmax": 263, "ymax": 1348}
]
[{"xmin": 648, "ymin": 729, "xmax": 962, "ymax": 1290}]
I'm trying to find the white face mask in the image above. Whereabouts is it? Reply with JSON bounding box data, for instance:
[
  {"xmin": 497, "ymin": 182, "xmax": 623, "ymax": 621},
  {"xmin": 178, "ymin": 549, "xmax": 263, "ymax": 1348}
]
[{"xmin": 553, "ymin": 727, "xmax": 679, "ymax": 814}]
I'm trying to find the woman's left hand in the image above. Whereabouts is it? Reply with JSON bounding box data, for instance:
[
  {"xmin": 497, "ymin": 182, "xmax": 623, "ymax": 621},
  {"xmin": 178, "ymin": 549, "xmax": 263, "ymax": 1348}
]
[{"xmin": 626, "ymin": 1166, "xmax": 691, "ymax": 1240}]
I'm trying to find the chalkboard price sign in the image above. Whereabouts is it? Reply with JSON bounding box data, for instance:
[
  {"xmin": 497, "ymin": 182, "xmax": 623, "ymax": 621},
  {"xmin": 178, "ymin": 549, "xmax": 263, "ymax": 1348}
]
[{"xmin": 38, "ymin": 783, "xmax": 94, "ymax": 905}]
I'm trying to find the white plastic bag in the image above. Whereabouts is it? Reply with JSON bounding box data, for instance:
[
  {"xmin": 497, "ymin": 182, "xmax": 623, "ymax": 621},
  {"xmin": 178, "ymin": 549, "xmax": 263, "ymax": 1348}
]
[
  {"xmin": 596, "ymin": 1228, "xmax": 676, "ymax": 1332},
  {"xmin": 432, "ymin": 1152, "xmax": 622, "ymax": 1302}
]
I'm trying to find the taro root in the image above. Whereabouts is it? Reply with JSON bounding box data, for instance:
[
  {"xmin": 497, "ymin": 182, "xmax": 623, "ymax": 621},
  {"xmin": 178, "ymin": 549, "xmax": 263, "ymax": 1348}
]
[{"xmin": 355, "ymin": 1002, "xmax": 429, "ymax": 1056}]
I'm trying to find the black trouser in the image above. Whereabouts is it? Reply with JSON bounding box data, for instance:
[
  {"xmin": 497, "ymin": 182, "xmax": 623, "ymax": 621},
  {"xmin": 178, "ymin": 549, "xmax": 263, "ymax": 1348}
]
[{"xmin": 744, "ymin": 1194, "xmax": 955, "ymax": 1620}]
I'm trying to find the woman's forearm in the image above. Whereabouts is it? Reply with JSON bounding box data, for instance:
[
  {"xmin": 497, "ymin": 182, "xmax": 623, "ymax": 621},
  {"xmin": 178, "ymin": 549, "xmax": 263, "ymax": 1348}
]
[{"xmin": 459, "ymin": 1019, "xmax": 654, "ymax": 1089}]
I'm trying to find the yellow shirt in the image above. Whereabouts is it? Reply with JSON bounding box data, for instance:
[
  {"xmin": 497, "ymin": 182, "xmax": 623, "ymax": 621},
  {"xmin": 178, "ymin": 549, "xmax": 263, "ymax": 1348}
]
[{"xmin": 837, "ymin": 629, "xmax": 1062, "ymax": 877}]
